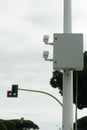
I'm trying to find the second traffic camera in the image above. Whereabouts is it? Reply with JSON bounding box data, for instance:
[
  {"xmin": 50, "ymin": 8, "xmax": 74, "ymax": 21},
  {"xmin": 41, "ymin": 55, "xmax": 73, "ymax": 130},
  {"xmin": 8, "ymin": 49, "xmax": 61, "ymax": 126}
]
[{"xmin": 43, "ymin": 51, "xmax": 49, "ymax": 60}]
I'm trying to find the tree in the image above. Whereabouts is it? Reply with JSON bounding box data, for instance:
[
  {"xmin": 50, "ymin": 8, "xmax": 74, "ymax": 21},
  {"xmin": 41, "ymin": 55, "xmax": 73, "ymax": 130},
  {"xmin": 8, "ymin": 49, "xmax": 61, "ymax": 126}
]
[
  {"xmin": 74, "ymin": 116, "xmax": 87, "ymax": 130},
  {"xmin": 50, "ymin": 51, "xmax": 87, "ymax": 109},
  {"xmin": 4, "ymin": 120, "xmax": 16, "ymax": 130},
  {"xmin": 1, "ymin": 118, "xmax": 39, "ymax": 130},
  {"xmin": 14, "ymin": 118, "xmax": 39, "ymax": 130},
  {"xmin": 0, "ymin": 121, "xmax": 7, "ymax": 130},
  {"xmin": 17, "ymin": 120, "xmax": 39, "ymax": 130}
]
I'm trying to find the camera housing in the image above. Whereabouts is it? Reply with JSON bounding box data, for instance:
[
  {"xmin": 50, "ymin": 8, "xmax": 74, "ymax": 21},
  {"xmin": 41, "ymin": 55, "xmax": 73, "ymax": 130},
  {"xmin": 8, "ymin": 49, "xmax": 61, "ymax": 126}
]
[
  {"xmin": 43, "ymin": 51, "xmax": 49, "ymax": 60},
  {"xmin": 43, "ymin": 35, "xmax": 49, "ymax": 44}
]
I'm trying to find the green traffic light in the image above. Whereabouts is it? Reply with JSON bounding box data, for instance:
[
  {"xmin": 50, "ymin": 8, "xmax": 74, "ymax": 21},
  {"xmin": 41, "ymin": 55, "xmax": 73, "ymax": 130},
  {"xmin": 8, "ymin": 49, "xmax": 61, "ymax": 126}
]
[
  {"xmin": 13, "ymin": 93, "xmax": 17, "ymax": 96},
  {"xmin": 12, "ymin": 85, "xmax": 18, "ymax": 97}
]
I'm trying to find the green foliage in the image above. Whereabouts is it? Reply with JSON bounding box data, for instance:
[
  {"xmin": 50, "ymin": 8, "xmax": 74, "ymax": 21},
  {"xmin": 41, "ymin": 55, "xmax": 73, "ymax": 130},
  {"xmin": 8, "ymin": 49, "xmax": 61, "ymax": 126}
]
[
  {"xmin": 0, "ymin": 121, "xmax": 7, "ymax": 130},
  {"xmin": 0, "ymin": 118, "xmax": 39, "ymax": 130},
  {"xmin": 50, "ymin": 51, "xmax": 87, "ymax": 109},
  {"xmin": 74, "ymin": 116, "xmax": 87, "ymax": 130},
  {"xmin": 18, "ymin": 119, "xmax": 39, "ymax": 130},
  {"xmin": 4, "ymin": 120, "xmax": 16, "ymax": 130}
]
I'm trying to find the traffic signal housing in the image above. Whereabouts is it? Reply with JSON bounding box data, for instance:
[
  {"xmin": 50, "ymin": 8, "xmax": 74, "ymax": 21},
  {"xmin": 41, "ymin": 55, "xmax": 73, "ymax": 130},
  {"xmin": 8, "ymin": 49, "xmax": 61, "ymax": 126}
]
[{"xmin": 7, "ymin": 85, "xmax": 18, "ymax": 97}]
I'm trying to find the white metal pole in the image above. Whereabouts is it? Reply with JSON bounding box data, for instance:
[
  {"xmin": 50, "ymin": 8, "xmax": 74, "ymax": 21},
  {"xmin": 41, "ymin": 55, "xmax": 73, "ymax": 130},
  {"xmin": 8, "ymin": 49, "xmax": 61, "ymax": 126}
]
[
  {"xmin": 63, "ymin": 71, "xmax": 73, "ymax": 130},
  {"xmin": 64, "ymin": 0, "xmax": 72, "ymax": 33},
  {"xmin": 63, "ymin": 0, "xmax": 73, "ymax": 130}
]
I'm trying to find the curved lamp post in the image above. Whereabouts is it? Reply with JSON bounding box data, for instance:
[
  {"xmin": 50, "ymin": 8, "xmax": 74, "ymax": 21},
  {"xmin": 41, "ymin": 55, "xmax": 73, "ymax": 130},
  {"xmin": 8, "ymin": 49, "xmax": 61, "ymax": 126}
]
[{"xmin": 18, "ymin": 88, "xmax": 62, "ymax": 107}]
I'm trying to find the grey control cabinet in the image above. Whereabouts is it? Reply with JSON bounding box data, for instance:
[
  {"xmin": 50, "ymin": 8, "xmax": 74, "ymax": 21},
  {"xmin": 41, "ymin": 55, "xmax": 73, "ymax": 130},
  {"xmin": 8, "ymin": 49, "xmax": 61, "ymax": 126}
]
[{"xmin": 53, "ymin": 33, "xmax": 83, "ymax": 70}]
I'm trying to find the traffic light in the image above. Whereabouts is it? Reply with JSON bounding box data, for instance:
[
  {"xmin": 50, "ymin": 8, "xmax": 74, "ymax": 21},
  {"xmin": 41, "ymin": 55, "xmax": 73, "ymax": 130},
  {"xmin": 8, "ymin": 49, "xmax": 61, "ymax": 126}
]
[
  {"xmin": 7, "ymin": 91, "xmax": 13, "ymax": 97},
  {"xmin": 12, "ymin": 85, "xmax": 18, "ymax": 97},
  {"xmin": 7, "ymin": 84, "xmax": 18, "ymax": 97}
]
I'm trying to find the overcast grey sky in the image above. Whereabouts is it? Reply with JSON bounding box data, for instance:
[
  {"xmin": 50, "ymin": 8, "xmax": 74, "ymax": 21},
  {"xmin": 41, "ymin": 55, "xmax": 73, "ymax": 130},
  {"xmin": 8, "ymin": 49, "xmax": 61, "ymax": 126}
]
[{"xmin": 0, "ymin": 0, "xmax": 87, "ymax": 130}]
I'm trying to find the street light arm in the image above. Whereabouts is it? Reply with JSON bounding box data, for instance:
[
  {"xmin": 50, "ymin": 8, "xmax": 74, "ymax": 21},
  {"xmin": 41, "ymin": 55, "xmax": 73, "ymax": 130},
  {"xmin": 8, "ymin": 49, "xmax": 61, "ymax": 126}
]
[{"xmin": 18, "ymin": 88, "xmax": 63, "ymax": 107}]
